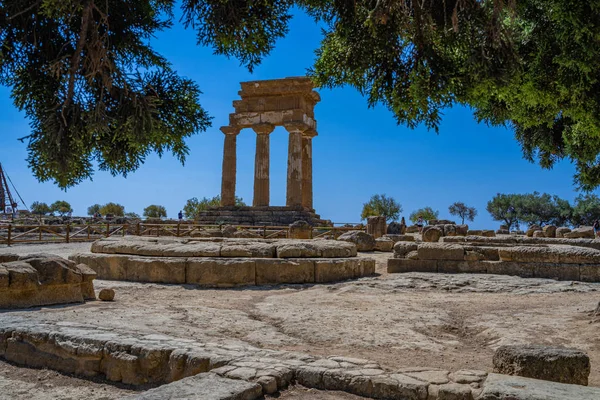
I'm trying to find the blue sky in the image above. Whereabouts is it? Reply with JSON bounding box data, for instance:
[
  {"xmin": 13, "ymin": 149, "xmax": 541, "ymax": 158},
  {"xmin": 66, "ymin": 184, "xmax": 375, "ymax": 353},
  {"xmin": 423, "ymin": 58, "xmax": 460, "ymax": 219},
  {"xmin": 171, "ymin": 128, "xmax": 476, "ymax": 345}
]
[{"xmin": 0, "ymin": 8, "xmax": 588, "ymax": 228}]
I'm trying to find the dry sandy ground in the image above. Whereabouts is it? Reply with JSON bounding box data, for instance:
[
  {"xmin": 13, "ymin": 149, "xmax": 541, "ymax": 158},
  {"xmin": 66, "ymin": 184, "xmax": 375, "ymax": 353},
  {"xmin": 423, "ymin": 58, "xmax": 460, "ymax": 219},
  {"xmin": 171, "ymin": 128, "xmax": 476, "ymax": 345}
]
[{"xmin": 1, "ymin": 242, "xmax": 600, "ymax": 399}]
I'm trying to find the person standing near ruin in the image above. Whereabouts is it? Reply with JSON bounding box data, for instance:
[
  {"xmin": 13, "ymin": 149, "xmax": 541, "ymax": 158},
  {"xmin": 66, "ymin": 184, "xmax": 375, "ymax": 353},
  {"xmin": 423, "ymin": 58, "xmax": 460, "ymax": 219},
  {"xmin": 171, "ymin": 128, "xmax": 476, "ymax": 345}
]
[
  {"xmin": 416, "ymin": 216, "xmax": 424, "ymax": 233},
  {"xmin": 178, "ymin": 210, "xmax": 183, "ymax": 222},
  {"xmin": 594, "ymin": 220, "xmax": 600, "ymax": 238},
  {"xmin": 400, "ymin": 217, "xmax": 407, "ymax": 234}
]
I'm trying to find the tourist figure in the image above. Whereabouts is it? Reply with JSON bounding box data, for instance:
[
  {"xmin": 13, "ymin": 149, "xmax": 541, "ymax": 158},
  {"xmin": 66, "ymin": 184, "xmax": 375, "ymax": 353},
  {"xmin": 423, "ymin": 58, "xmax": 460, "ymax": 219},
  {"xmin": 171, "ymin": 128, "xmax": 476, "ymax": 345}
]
[
  {"xmin": 400, "ymin": 216, "xmax": 407, "ymax": 234},
  {"xmin": 594, "ymin": 220, "xmax": 600, "ymax": 238},
  {"xmin": 178, "ymin": 210, "xmax": 183, "ymax": 221},
  {"xmin": 416, "ymin": 215, "xmax": 424, "ymax": 233}
]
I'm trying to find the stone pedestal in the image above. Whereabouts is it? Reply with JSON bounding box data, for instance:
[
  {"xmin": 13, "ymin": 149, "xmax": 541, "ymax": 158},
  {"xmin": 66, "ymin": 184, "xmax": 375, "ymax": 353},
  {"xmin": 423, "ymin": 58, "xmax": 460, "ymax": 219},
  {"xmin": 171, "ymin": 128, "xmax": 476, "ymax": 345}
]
[
  {"xmin": 289, "ymin": 220, "xmax": 312, "ymax": 239},
  {"xmin": 367, "ymin": 216, "xmax": 387, "ymax": 239}
]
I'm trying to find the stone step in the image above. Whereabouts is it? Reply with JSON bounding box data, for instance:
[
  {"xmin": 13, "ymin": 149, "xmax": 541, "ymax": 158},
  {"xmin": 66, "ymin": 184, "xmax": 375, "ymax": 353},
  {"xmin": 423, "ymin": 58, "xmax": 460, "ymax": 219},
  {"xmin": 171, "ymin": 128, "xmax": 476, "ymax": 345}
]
[
  {"xmin": 123, "ymin": 373, "xmax": 262, "ymax": 400},
  {"xmin": 479, "ymin": 373, "xmax": 600, "ymax": 400}
]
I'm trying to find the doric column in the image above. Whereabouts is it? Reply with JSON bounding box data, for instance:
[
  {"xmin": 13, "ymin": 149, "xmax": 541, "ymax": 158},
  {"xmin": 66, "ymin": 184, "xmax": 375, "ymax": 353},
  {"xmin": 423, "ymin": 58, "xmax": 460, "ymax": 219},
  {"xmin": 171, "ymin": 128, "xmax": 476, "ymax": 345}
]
[
  {"xmin": 301, "ymin": 129, "xmax": 317, "ymax": 210},
  {"xmin": 252, "ymin": 123, "xmax": 275, "ymax": 207},
  {"xmin": 220, "ymin": 126, "xmax": 240, "ymax": 207},
  {"xmin": 284, "ymin": 123, "xmax": 307, "ymax": 207}
]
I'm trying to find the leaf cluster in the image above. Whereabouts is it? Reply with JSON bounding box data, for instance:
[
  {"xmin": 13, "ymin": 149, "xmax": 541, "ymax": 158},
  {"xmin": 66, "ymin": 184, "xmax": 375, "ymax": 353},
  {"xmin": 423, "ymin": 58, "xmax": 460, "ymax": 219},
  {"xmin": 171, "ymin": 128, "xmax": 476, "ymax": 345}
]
[
  {"xmin": 448, "ymin": 202, "xmax": 477, "ymax": 224},
  {"xmin": 360, "ymin": 193, "xmax": 402, "ymax": 222},
  {"xmin": 143, "ymin": 204, "xmax": 167, "ymax": 218},
  {"xmin": 409, "ymin": 207, "xmax": 439, "ymax": 224},
  {"xmin": 183, "ymin": 195, "xmax": 246, "ymax": 219}
]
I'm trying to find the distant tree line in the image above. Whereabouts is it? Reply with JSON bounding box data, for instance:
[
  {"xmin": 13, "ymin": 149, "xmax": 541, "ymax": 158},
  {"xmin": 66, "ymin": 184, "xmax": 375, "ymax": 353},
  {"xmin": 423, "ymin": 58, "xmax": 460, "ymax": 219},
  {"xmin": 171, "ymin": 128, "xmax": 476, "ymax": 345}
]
[{"xmin": 487, "ymin": 192, "xmax": 600, "ymax": 231}]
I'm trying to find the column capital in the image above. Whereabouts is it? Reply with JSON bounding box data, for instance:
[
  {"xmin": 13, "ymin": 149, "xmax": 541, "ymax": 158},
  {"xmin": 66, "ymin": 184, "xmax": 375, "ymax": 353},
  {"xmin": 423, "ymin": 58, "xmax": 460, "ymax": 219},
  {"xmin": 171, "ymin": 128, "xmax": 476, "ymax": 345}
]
[
  {"xmin": 302, "ymin": 129, "xmax": 318, "ymax": 138},
  {"xmin": 283, "ymin": 121, "xmax": 310, "ymax": 133},
  {"xmin": 251, "ymin": 123, "xmax": 275, "ymax": 135},
  {"xmin": 220, "ymin": 126, "xmax": 241, "ymax": 135}
]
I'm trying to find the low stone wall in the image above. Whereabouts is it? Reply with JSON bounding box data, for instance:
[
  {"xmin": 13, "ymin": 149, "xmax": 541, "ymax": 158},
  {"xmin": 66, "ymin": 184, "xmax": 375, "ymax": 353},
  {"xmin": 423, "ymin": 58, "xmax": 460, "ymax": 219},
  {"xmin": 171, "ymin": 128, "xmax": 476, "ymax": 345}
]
[
  {"xmin": 3, "ymin": 317, "xmax": 599, "ymax": 400},
  {"xmin": 70, "ymin": 253, "xmax": 375, "ymax": 286},
  {"xmin": 1, "ymin": 254, "xmax": 96, "ymax": 309},
  {"xmin": 443, "ymin": 235, "xmax": 600, "ymax": 250},
  {"xmin": 91, "ymin": 237, "xmax": 357, "ymax": 258},
  {"xmin": 388, "ymin": 242, "xmax": 600, "ymax": 282}
]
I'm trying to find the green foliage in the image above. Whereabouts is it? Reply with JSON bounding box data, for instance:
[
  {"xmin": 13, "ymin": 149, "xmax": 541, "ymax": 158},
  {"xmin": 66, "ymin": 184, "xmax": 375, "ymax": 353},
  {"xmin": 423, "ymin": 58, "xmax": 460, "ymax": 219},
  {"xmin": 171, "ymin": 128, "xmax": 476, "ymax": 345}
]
[
  {"xmin": 7, "ymin": 1, "xmax": 600, "ymax": 188},
  {"xmin": 448, "ymin": 202, "xmax": 477, "ymax": 224},
  {"xmin": 487, "ymin": 192, "xmax": 573, "ymax": 229},
  {"xmin": 183, "ymin": 195, "xmax": 246, "ymax": 219},
  {"xmin": 30, "ymin": 201, "xmax": 51, "ymax": 216},
  {"xmin": 0, "ymin": 0, "xmax": 211, "ymax": 188},
  {"xmin": 571, "ymin": 194, "xmax": 600, "ymax": 226},
  {"xmin": 360, "ymin": 194, "xmax": 402, "ymax": 222},
  {"xmin": 409, "ymin": 207, "xmax": 439, "ymax": 224},
  {"xmin": 143, "ymin": 205, "xmax": 167, "ymax": 219},
  {"xmin": 98, "ymin": 202, "xmax": 125, "ymax": 217},
  {"xmin": 87, "ymin": 204, "xmax": 101, "ymax": 216},
  {"xmin": 50, "ymin": 200, "xmax": 73, "ymax": 216}
]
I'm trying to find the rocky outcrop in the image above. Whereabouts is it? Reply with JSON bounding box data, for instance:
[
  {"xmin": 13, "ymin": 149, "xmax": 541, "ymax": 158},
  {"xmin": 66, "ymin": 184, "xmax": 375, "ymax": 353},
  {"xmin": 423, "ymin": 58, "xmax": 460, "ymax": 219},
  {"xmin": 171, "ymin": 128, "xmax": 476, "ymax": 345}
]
[
  {"xmin": 555, "ymin": 227, "xmax": 571, "ymax": 238},
  {"xmin": 337, "ymin": 231, "xmax": 376, "ymax": 252},
  {"xmin": 493, "ymin": 345, "xmax": 590, "ymax": 386},
  {"xmin": 366, "ymin": 216, "xmax": 386, "ymax": 239},
  {"xmin": 0, "ymin": 254, "xmax": 96, "ymax": 309}
]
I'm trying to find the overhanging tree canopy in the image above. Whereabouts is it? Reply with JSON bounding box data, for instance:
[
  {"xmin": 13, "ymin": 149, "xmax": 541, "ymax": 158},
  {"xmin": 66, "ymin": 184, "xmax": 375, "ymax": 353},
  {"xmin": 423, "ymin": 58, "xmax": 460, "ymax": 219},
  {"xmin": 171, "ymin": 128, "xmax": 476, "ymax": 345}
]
[{"xmin": 4, "ymin": 1, "xmax": 600, "ymax": 189}]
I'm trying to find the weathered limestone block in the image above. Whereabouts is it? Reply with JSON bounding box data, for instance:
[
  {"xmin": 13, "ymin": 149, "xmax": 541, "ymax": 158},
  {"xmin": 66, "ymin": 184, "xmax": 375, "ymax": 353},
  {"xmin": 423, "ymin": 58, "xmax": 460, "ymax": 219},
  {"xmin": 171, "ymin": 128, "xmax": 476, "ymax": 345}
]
[
  {"xmin": 70, "ymin": 253, "xmax": 127, "ymax": 280},
  {"xmin": 493, "ymin": 345, "xmax": 590, "ymax": 386},
  {"xmin": 366, "ymin": 216, "xmax": 387, "ymax": 239},
  {"xmin": 388, "ymin": 258, "xmax": 437, "ymax": 273},
  {"xmin": 533, "ymin": 231, "xmax": 545, "ymax": 238},
  {"xmin": 443, "ymin": 224, "xmax": 457, "ymax": 237},
  {"xmin": 455, "ymin": 225, "xmax": 469, "ymax": 236},
  {"xmin": 314, "ymin": 259, "xmax": 361, "ymax": 283},
  {"xmin": 437, "ymin": 260, "xmax": 488, "ymax": 274},
  {"xmin": 467, "ymin": 230, "xmax": 482, "ymax": 236},
  {"xmin": 422, "ymin": 226, "xmax": 443, "ymax": 242},
  {"xmin": 464, "ymin": 251, "xmax": 486, "ymax": 261},
  {"xmin": 386, "ymin": 222, "xmax": 406, "ymax": 235},
  {"xmin": 481, "ymin": 230, "xmax": 496, "ymax": 237},
  {"xmin": 1, "ymin": 255, "xmax": 96, "ymax": 309},
  {"xmin": 555, "ymin": 227, "xmax": 571, "ymax": 238},
  {"xmin": 384, "ymin": 234, "xmax": 415, "ymax": 243},
  {"xmin": 533, "ymin": 263, "xmax": 580, "ymax": 281},
  {"xmin": 220, "ymin": 242, "xmax": 276, "ymax": 258},
  {"xmin": 543, "ymin": 225, "xmax": 557, "ymax": 238},
  {"xmin": 417, "ymin": 243, "xmax": 464, "ymax": 261},
  {"xmin": 406, "ymin": 225, "xmax": 419, "ymax": 233},
  {"xmin": 478, "ymin": 373, "xmax": 600, "ymax": 400},
  {"xmin": 374, "ymin": 237, "xmax": 394, "ymax": 252},
  {"xmin": 123, "ymin": 373, "xmax": 263, "ymax": 400},
  {"xmin": 127, "ymin": 257, "xmax": 186, "ymax": 284},
  {"xmin": 486, "ymin": 262, "xmax": 534, "ymax": 278},
  {"xmin": 92, "ymin": 237, "xmax": 221, "ymax": 257},
  {"xmin": 276, "ymin": 240, "xmax": 356, "ymax": 258},
  {"xmin": 580, "ymin": 265, "xmax": 600, "ymax": 282},
  {"xmin": 393, "ymin": 242, "xmax": 418, "ymax": 258},
  {"xmin": 255, "ymin": 259, "xmax": 314, "ymax": 285},
  {"xmin": 186, "ymin": 259, "xmax": 256, "ymax": 287},
  {"xmin": 526, "ymin": 224, "xmax": 542, "ymax": 237},
  {"xmin": 564, "ymin": 226, "xmax": 594, "ymax": 239},
  {"xmin": 289, "ymin": 220, "xmax": 312, "ymax": 239},
  {"xmin": 337, "ymin": 231, "xmax": 376, "ymax": 252},
  {"xmin": 499, "ymin": 245, "xmax": 600, "ymax": 264}
]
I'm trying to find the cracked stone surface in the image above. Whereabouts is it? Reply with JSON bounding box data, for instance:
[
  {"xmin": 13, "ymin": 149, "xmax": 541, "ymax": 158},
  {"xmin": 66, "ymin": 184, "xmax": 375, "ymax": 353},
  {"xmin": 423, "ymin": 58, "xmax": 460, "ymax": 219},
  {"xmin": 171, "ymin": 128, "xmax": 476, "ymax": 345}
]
[{"xmin": 1, "ymin": 243, "xmax": 600, "ymax": 398}]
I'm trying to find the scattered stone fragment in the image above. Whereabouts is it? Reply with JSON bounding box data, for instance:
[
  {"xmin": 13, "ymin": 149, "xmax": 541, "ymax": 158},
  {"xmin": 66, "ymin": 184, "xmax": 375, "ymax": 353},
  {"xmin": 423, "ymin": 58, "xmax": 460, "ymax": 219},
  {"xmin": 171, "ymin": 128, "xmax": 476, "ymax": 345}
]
[
  {"xmin": 99, "ymin": 288, "xmax": 115, "ymax": 301},
  {"xmin": 337, "ymin": 231, "xmax": 376, "ymax": 252}
]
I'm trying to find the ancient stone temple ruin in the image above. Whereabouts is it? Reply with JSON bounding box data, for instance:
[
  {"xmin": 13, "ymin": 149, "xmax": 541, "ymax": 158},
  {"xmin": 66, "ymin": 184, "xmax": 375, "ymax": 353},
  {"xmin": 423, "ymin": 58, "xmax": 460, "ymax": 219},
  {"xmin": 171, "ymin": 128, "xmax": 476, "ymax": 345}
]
[{"xmin": 197, "ymin": 77, "xmax": 329, "ymax": 226}]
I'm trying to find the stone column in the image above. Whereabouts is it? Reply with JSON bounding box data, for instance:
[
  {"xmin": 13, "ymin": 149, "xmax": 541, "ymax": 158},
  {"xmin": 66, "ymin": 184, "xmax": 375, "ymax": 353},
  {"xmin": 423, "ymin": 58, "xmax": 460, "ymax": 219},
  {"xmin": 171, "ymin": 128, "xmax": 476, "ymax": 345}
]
[
  {"xmin": 301, "ymin": 130, "xmax": 317, "ymax": 210},
  {"xmin": 220, "ymin": 126, "xmax": 240, "ymax": 207},
  {"xmin": 284, "ymin": 123, "xmax": 307, "ymax": 208},
  {"xmin": 252, "ymin": 123, "xmax": 275, "ymax": 207}
]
